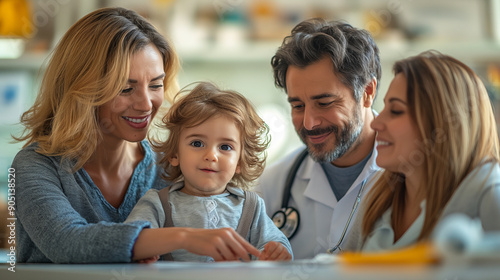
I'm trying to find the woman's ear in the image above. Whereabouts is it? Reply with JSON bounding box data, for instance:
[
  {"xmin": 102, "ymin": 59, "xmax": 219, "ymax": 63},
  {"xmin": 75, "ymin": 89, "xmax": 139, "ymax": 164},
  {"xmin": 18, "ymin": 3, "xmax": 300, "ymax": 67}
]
[
  {"xmin": 363, "ymin": 77, "xmax": 377, "ymax": 108},
  {"xmin": 169, "ymin": 154, "xmax": 179, "ymax": 166}
]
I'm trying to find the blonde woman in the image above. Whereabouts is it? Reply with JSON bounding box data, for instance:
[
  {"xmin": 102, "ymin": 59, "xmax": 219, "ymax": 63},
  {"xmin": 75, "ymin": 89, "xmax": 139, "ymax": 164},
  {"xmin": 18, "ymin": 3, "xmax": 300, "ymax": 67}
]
[
  {"xmin": 344, "ymin": 51, "xmax": 500, "ymax": 251},
  {"xmin": 12, "ymin": 7, "xmax": 259, "ymax": 263}
]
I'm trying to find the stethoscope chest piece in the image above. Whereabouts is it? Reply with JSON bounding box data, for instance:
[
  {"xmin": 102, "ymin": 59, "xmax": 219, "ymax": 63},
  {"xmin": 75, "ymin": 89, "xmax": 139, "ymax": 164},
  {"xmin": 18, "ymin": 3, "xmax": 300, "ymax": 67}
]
[{"xmin": 272, "ymin": 207, "xmax": 300, "ymax": 239}]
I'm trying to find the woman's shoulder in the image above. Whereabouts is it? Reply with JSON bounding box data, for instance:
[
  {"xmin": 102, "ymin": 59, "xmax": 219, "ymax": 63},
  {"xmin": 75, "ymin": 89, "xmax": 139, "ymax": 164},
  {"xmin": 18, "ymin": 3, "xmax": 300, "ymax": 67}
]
[
  {"xmin": 140, "ymin": 140, "xmax": 154, "ymax": 157},
  {"xmin": 440, "ymin": 161, "xmax": 500, "ymax": 231},
  {"xmin": 444, "ymin": 161, "xmax": 500, "ymax": 213},
  {"xmin": 140, "ymin": 139, "xmax": 161, "ymax": 168},
  {"xmin": 12, "ymin": 143, "xmax": 60, "ymax": 169},
  {"xmin": 462, "ymin": 161, "xmax": 500, "ymax": 187},
  {"xmin": 14, "ymin": 142, "xmax": 38, "ymax": 155},
  {"xmin": 11, "ymin": 143, "xmax": 73, "ymax": 188},
  {"xmin": 136, "ymin": 140, "xmax": 159, "ymax": 170}
]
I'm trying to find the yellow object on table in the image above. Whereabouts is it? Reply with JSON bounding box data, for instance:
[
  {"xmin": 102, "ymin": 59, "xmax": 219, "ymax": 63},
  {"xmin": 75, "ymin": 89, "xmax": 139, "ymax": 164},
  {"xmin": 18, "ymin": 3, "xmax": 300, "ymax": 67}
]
[{"xmin": 340, "ymin": 242, "xmax": 441, "ymax": 265}]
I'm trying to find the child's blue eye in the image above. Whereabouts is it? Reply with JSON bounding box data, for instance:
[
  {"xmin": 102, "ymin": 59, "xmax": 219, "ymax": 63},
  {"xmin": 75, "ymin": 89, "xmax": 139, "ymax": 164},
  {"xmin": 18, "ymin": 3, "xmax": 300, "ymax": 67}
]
[
  {"xmin": 220, "ymin": 144, "xmax": 232, "ymax": 151},
  {"xmin": 190, "ymin": 140, "xmax": 203, "ymax": 147}
]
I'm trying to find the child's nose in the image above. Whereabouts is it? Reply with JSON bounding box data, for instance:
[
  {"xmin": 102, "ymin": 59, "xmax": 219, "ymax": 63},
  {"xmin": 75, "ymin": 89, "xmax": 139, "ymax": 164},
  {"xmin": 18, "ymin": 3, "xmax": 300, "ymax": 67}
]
[{"xmin": 204, "ymin": 148, "xmax": 218, "ymax": 162}]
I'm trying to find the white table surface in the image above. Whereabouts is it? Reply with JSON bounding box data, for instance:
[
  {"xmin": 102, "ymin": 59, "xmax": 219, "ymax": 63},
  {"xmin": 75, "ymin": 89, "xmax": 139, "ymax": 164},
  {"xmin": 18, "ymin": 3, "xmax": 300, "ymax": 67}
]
[{"xmin": 2, "ymin": 260, "xmax": 500, "ymax": 280}]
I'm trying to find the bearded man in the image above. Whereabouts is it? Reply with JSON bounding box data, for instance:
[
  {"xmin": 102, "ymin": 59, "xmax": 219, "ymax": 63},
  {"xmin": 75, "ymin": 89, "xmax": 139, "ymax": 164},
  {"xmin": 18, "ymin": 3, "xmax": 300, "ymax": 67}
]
[{"xmin": 255, "ymin": 18, "xmax": 381, "ymax": 259}]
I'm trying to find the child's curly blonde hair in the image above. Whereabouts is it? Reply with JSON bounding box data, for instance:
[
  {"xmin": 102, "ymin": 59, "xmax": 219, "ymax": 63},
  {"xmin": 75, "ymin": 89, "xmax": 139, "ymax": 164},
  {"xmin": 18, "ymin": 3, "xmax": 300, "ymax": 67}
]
[{"xmin": 151, "ymin": 82, "xmax": 270, "ymax": 190}]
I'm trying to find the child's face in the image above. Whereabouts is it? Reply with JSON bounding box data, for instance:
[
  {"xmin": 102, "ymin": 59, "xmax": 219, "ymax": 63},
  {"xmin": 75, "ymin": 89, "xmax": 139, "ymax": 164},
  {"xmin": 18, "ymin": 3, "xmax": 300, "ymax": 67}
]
[{"xmin": 170, "ymin": 115, "xmax": 241, "ymax": 196}]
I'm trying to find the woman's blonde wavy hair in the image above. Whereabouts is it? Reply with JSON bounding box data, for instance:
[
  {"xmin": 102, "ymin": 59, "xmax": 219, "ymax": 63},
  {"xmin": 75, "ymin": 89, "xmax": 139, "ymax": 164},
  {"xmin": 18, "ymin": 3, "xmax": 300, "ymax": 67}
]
[
  {"xmin": 151, "ymin": 82, "xmax": 270, "ymax": 190},
  {"xmin": 362, "ymin": 51, "xmax": 500, "ymax": 240},
  {"xmin": 14, "ymin": 7, "xmax": 179, "ymax": 171}
]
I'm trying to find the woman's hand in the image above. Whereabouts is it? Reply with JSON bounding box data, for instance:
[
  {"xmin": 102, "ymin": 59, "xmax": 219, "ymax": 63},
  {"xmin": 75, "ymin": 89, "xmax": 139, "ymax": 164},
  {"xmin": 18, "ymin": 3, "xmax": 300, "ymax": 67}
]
[{"xmin": 259, "ymin": 241, "xmax": 292, "ymax": 261}]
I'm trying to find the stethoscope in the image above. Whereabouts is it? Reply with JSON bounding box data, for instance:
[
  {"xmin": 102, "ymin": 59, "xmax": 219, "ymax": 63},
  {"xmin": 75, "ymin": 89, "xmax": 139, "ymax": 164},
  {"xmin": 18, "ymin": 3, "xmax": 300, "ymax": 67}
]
[{"xmin": 271, "ymin": 148, "xmax": 367, "ymax": 253}]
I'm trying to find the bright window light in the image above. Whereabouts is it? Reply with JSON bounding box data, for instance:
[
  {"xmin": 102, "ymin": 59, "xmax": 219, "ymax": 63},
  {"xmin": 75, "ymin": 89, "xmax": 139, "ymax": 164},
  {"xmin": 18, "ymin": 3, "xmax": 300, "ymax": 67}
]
[{"xmin": 0, "ymin": 39, "xmax": 25, "ymax": 59}]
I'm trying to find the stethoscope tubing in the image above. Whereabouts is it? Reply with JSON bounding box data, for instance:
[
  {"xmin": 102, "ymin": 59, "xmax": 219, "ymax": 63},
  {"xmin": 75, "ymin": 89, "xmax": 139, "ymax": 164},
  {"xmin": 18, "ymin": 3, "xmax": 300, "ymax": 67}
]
[
  {"xmin": 326, "ymin": 179, "xmax": 366, "ymax": 253},
  {"xmin": 278, "ymin": 147, "xmax": 367, "ymax": 254}
]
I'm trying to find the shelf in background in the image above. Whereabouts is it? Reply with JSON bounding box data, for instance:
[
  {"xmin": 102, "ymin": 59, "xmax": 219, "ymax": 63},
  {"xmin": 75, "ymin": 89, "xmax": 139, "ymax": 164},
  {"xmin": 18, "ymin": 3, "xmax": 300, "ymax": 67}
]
[
  {"xmin": 177, "ymin": 39, "xmax": 500, "ymax": 65},
  {"xmin": 177, "ymin": 41, "xmax": 281, "ymax": 63},
  {"xmin": 377, "ymin": 40, "xmax": 500, "ymax": 62},
  {"xmin": 2, "ymin": 40, "xmax": 500, "ymax": 70},
  {"xmin": 0, "ymin": 52, "xmax": 49, "ymax": 70}
]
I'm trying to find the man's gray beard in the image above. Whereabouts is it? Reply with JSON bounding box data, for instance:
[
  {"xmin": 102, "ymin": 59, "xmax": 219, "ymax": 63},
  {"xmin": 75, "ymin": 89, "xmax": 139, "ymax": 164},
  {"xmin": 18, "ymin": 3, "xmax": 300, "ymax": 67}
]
[{"xmin": 302, "ymin": 113, "xmax": 363, "ymax": 163}]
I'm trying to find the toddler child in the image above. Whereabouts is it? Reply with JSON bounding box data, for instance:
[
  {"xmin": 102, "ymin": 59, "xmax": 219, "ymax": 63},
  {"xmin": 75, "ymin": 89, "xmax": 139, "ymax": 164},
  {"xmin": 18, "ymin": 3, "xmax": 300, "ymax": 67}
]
[{"xmin": 126, "ymin": 82, "xmax": 292, "ymax": 261}]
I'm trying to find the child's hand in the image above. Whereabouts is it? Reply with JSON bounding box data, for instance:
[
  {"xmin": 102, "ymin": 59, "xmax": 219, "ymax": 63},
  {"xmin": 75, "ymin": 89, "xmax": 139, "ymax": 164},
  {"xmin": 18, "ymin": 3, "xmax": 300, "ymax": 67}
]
[
  {"xmin": 136, "ymin": 255, "xmax": 160, "ymax": 264},
  {"xmin": 184, "ymin": 228, "xmax": 261, "ymax": 261},
  {"xmin": 259, "ymin": 241, "xmax": 292, "ymax": 261}
]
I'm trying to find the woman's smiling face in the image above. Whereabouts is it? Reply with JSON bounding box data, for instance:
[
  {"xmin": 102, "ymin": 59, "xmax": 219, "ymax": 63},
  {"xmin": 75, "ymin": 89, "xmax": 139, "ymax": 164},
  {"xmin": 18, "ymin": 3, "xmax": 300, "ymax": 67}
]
[
  {"xmin": 371, "ymin": 73, "xmax": 423, "ymax": 176},
  {"xmin": 98, "ymin": 43, "xmax": 165, "ymax": 143}
]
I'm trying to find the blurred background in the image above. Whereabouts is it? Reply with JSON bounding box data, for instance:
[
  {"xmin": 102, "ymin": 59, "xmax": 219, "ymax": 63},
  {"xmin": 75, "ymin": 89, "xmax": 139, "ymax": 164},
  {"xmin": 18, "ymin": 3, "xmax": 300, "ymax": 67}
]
[{"xmin": 1, "ymin": 0, "xmax": 500, "ymax": 249}]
